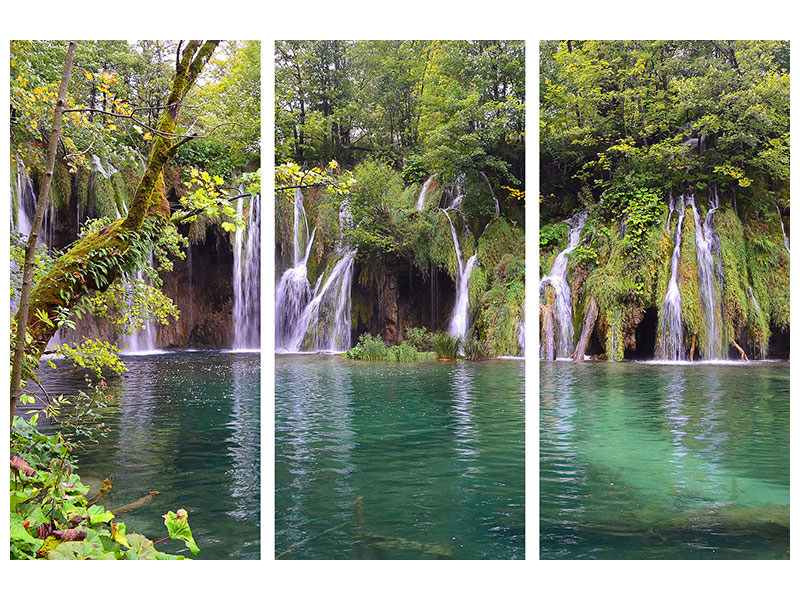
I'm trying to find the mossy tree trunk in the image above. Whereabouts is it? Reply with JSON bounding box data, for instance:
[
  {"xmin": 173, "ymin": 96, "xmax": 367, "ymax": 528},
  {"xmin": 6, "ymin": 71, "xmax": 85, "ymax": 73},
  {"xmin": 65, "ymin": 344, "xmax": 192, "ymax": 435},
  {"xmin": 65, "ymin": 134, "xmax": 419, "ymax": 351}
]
[
  {"xmin": 10, "ymin": 41, "xmax": 76, "ymax": 428},
  {"xmin": 10, "ymin": 40, "xmax": 219, "ymax": 427}
]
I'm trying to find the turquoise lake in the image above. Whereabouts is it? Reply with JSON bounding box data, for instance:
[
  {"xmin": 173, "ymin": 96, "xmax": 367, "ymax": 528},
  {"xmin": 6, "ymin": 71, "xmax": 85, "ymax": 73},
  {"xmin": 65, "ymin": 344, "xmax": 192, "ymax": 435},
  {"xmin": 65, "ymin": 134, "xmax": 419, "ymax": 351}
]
[
  {"xmin": 275, "ymin": 354, "xmax": 525, "ymax": 559},
  {"xmin": 540, "ymin": 360, "xmax": 789, "ymax": 559},
  {"xmin": 34, "ymin": 351, "xmax": 260, "ymax": 560}
]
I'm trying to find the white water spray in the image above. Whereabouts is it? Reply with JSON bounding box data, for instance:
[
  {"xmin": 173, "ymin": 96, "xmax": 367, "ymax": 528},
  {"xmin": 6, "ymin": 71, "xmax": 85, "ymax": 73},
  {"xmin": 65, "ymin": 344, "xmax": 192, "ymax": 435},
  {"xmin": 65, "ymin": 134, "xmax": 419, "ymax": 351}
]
[
  {"xmin": 443, "ymin": 209, "xmax": 478, "ymax": 340},
  {"xmin": 688, "ymin": 190, "xmax": 724, "ymax": 359},
  {"xmin": 658, "ymin": 194, "xmax": 686, "ymax": 360},
  {"xmin": 539, "ymin": 211, "xmax": 588, "ymax": 358},
  {"xmin": 415, "ymin": 175, "xmax": 435, "ymax": 210},
  {"xmin": 233, "ymin": 194, "xmax": 261, "ymax": 350}
]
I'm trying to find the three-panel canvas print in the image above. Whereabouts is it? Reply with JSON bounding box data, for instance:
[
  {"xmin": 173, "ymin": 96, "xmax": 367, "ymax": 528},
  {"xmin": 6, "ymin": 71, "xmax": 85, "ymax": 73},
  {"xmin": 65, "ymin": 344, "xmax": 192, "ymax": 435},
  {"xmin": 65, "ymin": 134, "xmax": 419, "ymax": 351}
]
[{"xmin": 7, "ymin": 39, "xmax": 788, "ymax": 563}]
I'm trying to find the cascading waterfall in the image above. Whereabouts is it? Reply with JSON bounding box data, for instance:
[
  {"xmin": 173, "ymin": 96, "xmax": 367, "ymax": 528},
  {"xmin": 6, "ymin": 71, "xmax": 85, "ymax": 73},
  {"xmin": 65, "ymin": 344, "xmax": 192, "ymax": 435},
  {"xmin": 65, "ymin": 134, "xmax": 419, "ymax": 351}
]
[
  {"xmin": 776, "ymin": 204, "xmax": 789, "ymax": 254},
  {"xmin": 442, "ymin": 208, "xmax": 478, "ymax": 340},
  {"xmin": 539, "ymin": 211, "xmax": 588, "ymax": 358},
  {"xmin": 12, "ymin": 160, "xmax": 34, "ymax": 237},
  {"xmin": 122, "ymin": 252, "xmax": 158, "ymax": 353},
  {"xmin": 275, "ymin": 189, "xmax": 315, "ymax": 350},
  {"xmin": 232, "ymin": 194, "xmax": 261, "ymax": 350},
  {"xmin": 658, "ymin": 194, "xmax": 687, "ymax": 360},
  {"xmin": 415, "ymin": 174, "xmax": 435, "ymax": 210},
  {"xmin": 449, "ymin": 173, "xmax": 466, "ymax": 211},
  {"xmin": 277, "ymin": 192, "xmax": 356, "ymax": 352},
  {"xmin": 688, "ymin": 190, "xmax": 725, "ymax": 359},
  {"xmin": 479, "ymin": 171, "xmax": 500, "ymax": 217},
  {"xmin": 12, "ymin": 159, "xmax": 54, "ymax": 247},
  {"xmin": 288, "ymin": 248, "xmax": 356, "ymax": 352}
]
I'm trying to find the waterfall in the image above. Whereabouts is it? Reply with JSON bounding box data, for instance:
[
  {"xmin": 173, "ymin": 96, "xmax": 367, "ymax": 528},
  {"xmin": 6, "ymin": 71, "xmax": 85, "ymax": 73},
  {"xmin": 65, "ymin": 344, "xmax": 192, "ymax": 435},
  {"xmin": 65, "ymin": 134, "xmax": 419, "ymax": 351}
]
[
  {"xmin": 657, "ymin": 194, "xmax": 686, "ymax": 360},
  {"xmin": 442, "ymin": 208, "xmax": 478, "ymax": 340},
  {"xmin": 276, "ymin": 189, "xmax": 315, "ymax": 349},
  {"xmin": 232, "ymin": 194, "xmax": 261, "ymax": 350},
  {"xmin": 776, "ymin": 204, "xmax": 789, "ymax": 254},
  {"xmin": 288, "ymin": 248, "xmax": 356, "ymax": 352},
  {"xmin": 12, "ymin": 159, "xmax": 54, "ymax": 247},
  {"xmin": 92, "ymin": 154, "xmax": 117, "ymax": 179},
  {"xmin": 12, "ymin": 160, "xmax": 34, "ymax": 237},
  {"xmin": 121, "ymin": 252, "xmax": 158, "ymax": 354},
  {"xmin": 517, "ymin": 315, "xmax": 525, "ymax": 356},
  {"xmin": 449, "ymin": 173, "xmax": 466, "ymax": 211},
  {"xmin": 539, "ymin": 211, "xmax": 588, "ymax": 358},
  {"xmin": 479, "ymin": 171, "xmax": 500, "ymax": 217},
  {"xmin": 276, "ymin": 191, "xmax": 355, "ymax": 352},
  {"xmin": 688, "ymin": 190, "xmax": 725, "ymax": 359},
  {"xmin": 415, "ymin": 174, "xmax": 435, "ymax": 210}
]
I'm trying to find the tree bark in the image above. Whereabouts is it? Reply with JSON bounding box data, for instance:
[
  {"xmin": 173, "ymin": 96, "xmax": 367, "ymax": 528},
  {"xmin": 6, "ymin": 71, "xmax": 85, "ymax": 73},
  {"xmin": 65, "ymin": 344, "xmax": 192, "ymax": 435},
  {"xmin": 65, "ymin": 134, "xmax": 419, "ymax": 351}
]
[
  {"xmin": 10, "ymin": 41, "xmax": 76, "ymax": 428},
  {"xmin": 11, "ymin": 41, "xmax": 219, "ymax": 428},
  {"xmin": 571, "ymin": 297, "xmax": 598, "ymax": 362},
  {"xmin": 731, "ymin": 339, "xmax": 749, "ymax": 361}
]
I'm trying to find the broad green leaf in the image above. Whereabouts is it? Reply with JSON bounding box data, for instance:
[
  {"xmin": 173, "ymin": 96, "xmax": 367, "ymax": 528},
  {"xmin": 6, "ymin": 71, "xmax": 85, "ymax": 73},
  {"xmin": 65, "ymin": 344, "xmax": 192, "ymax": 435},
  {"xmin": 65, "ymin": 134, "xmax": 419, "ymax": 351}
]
[
  {"xmin": 163, "ymin": 508, "xmax": 199, "ymax": 555},
  {"xmin": 87, "ymin": 504, "xmax": 115, "ymax": 524}
]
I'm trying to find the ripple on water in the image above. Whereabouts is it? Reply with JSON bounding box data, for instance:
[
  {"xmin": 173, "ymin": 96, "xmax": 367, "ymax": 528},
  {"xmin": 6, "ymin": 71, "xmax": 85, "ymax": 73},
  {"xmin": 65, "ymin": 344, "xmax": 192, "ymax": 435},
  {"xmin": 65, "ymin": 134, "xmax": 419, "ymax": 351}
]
[{"xmin": 275, "ymin": 354, "xmax": 525, "ymax": 560}]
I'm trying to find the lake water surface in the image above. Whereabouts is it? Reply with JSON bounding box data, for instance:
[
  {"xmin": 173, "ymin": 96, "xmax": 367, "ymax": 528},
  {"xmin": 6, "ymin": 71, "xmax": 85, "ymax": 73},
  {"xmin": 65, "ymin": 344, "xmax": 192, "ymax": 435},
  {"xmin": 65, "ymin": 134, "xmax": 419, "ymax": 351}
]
[
  {"xmin": 275, "ymin": 354, "xmax": 525, "ymax": 559},
  {"xmin": 540, "ymin": 361, "xmax": 789, "ymax": 559},
  {"xmin": 34, "ymin": 351, "xmax": 260, "ymax": 560}
]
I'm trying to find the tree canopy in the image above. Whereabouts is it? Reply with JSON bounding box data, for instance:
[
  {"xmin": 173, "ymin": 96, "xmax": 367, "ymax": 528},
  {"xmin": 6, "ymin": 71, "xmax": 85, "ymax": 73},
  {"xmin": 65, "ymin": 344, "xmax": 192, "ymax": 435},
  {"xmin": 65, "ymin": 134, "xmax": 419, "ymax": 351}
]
[
  {"xmin": 276, "ymin": 40, "xmax": 525, "ymax": 183},
  {"xmin": 540, "ymin": 40, "xmax": 790, "ymax": 220}
]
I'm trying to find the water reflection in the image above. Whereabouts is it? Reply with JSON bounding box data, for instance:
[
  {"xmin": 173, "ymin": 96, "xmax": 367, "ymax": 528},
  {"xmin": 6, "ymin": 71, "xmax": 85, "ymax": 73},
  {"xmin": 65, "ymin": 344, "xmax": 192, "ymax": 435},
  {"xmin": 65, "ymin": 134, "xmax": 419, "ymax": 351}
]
[
  {"xmin": 31, "ymin": 351, "xmax": 261, "ymax": 560},
  {"xmin": 276, "ymin": 355, "xmax": 525, "ymax": 560}
]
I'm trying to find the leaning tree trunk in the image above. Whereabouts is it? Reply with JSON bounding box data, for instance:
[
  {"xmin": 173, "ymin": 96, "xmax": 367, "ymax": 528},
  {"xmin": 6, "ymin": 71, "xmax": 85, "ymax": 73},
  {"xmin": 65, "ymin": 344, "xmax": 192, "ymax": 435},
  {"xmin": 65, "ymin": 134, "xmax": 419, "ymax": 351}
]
[
  {"xmin": 10, "ymin": 41, "xmax": 76, "ymax": 428},
  {"xmin": 571, "ymin": 296, "xmax": 598, "ymax": 363},
  {"xmin": 10, "ymin": 40, "xmax": 219, "ymax": 428}
]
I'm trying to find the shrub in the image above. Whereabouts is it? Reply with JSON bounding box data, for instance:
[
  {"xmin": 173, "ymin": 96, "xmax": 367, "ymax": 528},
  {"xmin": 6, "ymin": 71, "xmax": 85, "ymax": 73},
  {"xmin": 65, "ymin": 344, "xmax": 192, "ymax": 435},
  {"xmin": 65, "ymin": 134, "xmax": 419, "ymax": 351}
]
[
  {"xmin": 404, "ymin": 326, "xmax": 433, "ymax": 352},
  {"xmin": 389, "ymin": 342, "xmax": 419, "ymax": 362},
  {"xmin": 10, "ymin": 416, "xmax": 198, "ymax": 560},
  {"xmin": 462, "ymin": 334, "xmax": 483, "ymax": 361},
  {"xmin": 345, "ymin": 332, "xmax": 390, "ymax": 361},
  {"xmin": 431, "ymin": 332, "xmax": 460, "ymax": 359}
]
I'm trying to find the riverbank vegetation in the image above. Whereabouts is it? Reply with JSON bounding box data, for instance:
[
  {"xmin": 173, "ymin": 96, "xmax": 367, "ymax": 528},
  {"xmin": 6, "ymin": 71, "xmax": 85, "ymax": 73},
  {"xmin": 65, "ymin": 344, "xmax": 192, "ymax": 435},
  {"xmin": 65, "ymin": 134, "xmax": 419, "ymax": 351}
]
[
  {"xmin": 540, "ymin": 40, "xmax": 789, "ymax": 361},
  {"xmin": 275, "ymin": 40, "xmax": 525, "ymax": 358},
  {"xmin": 10, "ymin": 40, "xmax": 260, "ymax": 559}
]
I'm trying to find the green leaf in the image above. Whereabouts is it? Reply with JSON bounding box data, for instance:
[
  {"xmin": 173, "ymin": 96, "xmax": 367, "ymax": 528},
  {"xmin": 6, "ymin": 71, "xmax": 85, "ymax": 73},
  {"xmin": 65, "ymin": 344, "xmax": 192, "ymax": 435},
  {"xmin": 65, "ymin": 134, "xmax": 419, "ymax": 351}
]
[
  {"xmin": 163, "ymin": 508, "xmax": 199, "ymax": 555},
  {"xmin": 10, "ymin": 487, "xmax": 40, "ymax": 511},
  {"xmin": 124, "ymin": 533, "xmax": 158, "ymax": 560},
  {"xmin": 87, "ymin": 504, "xmax": 115, "ymax": 524},
  {"xmin": 47, "ymin": 540, "xmax": 117, "ymax": 560}
]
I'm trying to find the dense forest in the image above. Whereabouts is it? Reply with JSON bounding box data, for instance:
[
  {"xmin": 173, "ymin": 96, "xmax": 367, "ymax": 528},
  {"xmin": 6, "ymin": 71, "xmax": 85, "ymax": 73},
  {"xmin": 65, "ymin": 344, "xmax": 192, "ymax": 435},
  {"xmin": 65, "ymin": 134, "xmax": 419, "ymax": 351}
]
[
  {"xmin": 275, "ymin": 40, "xmax": 525, "ymax": 358},
  {"xmin": 539, "ymin": 40, "xmax": 790, "ymax": 361},
  {"xmin": 11, "ymin": 40, "xmax": 260, "ymax": 559}
]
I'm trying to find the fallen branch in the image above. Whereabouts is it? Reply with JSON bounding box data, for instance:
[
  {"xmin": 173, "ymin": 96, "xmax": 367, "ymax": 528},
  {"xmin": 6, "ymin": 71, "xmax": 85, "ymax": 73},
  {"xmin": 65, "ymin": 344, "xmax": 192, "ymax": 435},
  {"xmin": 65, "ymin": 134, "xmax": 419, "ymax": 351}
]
[
  {"xmin": 112, "ymin": 490, "xmax": 159, "ymax": 515},
  {"xmin": 731, "ymin": 339, "xmax": 749, "ymax": 361},
  {"xmin": 275, "ymin": 521, "xmax": 348, "ymax": 559},
  {"xmin": 571, "ymin": 297, "xmax": 598, "ymax": 362}
]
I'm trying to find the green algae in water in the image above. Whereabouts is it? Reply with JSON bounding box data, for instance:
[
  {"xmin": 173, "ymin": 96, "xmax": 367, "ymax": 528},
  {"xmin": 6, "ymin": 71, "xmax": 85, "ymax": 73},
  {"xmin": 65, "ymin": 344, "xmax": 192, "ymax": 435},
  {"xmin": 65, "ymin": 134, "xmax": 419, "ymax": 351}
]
[{"xmin": 540, "ymin": 361, "xmax": 789, "ymax": 559}]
